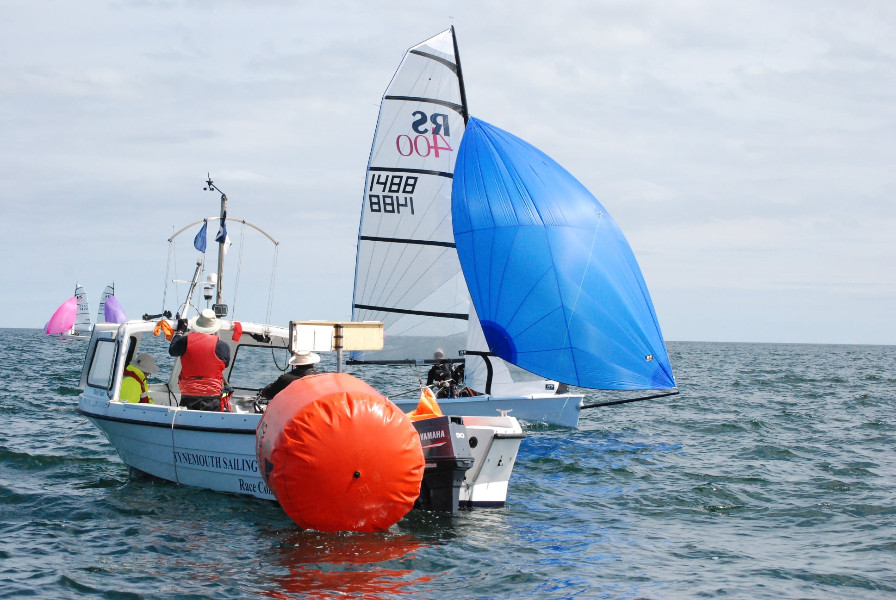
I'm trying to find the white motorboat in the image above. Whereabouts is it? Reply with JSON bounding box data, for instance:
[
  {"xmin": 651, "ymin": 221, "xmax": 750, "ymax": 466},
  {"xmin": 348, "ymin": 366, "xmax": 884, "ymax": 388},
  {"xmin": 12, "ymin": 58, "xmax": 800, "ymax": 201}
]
[
  {"xmin": 77, "ymin": 318, "xmax": 523, "ymax": 510},
  {"xmin": 76, "ymin": 180, "xmax": 524, "ymax": 529}
]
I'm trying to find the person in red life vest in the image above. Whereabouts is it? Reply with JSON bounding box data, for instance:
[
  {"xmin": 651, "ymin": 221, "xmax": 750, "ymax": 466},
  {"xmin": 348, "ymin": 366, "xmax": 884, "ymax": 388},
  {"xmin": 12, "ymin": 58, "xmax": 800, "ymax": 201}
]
[
  {"xmin": 258, "ymin": 351, "xmax": 321, "ymax": 402},
  {"xmin": 168, "ymin": 308, "xmax": 231, "ymax": 411},
  {"xmin": 121, "ymin": 353, "xmax": 159, "ymax": 403}
]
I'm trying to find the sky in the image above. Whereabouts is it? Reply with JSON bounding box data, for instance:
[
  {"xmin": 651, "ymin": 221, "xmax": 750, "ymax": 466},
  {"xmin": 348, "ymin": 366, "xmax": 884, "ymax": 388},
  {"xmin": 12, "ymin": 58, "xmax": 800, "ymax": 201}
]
[{"xmin": 2, "ymin": 0, "xmax": 894, "ymax": 344}]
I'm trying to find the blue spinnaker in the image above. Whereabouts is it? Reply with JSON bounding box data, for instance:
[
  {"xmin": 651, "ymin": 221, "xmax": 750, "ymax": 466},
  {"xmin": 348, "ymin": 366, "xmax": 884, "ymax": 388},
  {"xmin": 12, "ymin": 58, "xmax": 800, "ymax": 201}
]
[{"xmin": 452, "ymin": 117, "xmax": 675, "ymax": 390}]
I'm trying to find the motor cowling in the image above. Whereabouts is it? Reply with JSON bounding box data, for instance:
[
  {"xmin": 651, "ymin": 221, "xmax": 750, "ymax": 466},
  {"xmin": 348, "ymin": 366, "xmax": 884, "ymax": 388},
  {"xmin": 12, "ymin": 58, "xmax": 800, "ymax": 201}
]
[{"xmin": 413, "ymin": 415, "xmax": 475, "ymax": 514}]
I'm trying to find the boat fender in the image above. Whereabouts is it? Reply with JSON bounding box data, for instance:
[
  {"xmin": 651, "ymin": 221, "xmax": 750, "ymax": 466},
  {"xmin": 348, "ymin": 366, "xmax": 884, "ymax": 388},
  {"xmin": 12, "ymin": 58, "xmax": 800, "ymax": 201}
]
[
  {"xmin": 232, "ymin": 321, "xmax": 243, "ymax": 342},
  {"xmin": 256, "ymin": 373, "xmax": 424, "ymax": 532}
]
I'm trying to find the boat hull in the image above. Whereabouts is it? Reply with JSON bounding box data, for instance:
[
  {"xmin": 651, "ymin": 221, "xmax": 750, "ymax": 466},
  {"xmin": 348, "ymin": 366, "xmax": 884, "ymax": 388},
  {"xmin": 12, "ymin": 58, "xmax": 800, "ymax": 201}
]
[
  {"xmin": 79, "ymin": 391, "xmax": 274, "ymax": 499},
  {"xmin": 79, "ymin": 389, "xmax": 522, "ymax": 507},
  {"xmin": 392, "ymin": 393, "xmax": 583, "ymax": 428}
]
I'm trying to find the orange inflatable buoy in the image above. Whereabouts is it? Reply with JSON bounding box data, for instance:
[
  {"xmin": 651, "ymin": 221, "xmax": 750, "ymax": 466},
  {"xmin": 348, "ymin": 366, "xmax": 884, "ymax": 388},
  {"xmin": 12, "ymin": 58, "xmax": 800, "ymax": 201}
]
[{"xmin": 256, "ymin": 373, "xmax": 424, "ymax": 532}]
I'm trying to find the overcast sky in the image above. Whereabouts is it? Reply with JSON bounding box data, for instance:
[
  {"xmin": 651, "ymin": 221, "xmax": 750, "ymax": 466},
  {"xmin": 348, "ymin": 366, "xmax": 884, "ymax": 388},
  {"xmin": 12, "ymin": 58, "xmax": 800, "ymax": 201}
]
[{"xmin": 2, "ymin": 1, "xmax": 894, "ymax": 344}]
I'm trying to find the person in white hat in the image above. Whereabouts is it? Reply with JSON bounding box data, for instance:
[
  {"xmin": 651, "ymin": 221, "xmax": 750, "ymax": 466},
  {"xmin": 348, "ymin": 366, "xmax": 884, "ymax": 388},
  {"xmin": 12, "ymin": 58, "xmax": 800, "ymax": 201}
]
[
  {"xmin": 168, "ymin": 308, "xmax": 231, "ymax": 411},
  {"xmin": 258, "ymin": 350, "xmax": 321, "ymax": 401},
  {"xmin": 121, "ymin": 353, "xmax": 159, "ymax": 403}
]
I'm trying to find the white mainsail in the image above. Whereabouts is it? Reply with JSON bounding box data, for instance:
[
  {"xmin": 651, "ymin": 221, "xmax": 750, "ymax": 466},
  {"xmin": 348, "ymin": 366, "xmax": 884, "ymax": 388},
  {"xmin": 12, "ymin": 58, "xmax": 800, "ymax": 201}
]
[
  {"xmin": 351, "ymin": 28, "xmax": 469, "ymax": 363},
  {"xmin": 72, "ymin": 284, "xmax": 91, "ymax": 335},
  {"xmin": 351, "ymin": 29, "xmax": 565, "ymax": 399},
  {"xmin": 97, "ymin": 284, "xmax": 114, "ymax": 324}
]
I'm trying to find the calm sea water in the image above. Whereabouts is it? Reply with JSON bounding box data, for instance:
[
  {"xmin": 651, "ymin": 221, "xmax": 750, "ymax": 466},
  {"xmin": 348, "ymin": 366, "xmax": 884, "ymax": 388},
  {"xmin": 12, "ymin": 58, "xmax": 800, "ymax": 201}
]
[{"xmin": 1, "ymin": 328, "xmax": 894, "ymax": 599}]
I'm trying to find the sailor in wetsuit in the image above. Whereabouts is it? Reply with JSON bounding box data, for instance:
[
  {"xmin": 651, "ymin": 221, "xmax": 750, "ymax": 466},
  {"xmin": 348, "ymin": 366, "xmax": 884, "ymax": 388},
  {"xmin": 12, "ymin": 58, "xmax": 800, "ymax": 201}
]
[{"xmin": 426, "ymin": 349, "xmax": 453, "ymax": 398}]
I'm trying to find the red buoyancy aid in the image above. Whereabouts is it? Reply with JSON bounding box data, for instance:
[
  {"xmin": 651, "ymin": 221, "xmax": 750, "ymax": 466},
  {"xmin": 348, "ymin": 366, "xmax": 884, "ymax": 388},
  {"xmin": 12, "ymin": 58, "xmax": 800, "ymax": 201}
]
[{"xmin": 178, "ymin": 332, "xmax": 226, "ymax": 397}]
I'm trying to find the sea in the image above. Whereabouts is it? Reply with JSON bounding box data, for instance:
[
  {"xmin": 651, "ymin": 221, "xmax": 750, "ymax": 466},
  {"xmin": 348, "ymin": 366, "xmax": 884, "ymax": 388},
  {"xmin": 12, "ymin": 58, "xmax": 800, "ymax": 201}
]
[{"xmin": 1, "ymin": 328, "xmax": 894, "ymax": 599}]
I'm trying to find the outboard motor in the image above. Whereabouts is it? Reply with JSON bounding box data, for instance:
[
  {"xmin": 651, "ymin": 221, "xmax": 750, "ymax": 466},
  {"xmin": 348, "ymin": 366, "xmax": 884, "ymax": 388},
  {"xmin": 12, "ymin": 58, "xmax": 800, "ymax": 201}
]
[{"xmin": 413, "ymin": 415, "xmax": 475, "ymax": 514}]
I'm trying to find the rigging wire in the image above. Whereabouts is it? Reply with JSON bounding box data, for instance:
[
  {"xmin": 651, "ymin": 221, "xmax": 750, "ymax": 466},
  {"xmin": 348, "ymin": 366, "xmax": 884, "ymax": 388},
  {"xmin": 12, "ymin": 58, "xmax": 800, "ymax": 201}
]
[
  {"xmin": 162, "ymin": 239, "xmax": 172, "ymax": 317},
  {"xmin": 231, "ymin": 221, "xmax": 246, "ymax": 320},
  {"xmin": 266, "ymin": 244, "xmax": 279, "ymax": 326}
]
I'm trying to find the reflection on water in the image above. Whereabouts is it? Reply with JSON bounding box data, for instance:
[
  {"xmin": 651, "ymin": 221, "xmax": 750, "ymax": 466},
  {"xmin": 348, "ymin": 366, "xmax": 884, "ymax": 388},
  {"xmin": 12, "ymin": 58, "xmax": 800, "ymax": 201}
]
[{"xmin": 262, "ymin": 531, "xmax": 432, "ymax": 599}]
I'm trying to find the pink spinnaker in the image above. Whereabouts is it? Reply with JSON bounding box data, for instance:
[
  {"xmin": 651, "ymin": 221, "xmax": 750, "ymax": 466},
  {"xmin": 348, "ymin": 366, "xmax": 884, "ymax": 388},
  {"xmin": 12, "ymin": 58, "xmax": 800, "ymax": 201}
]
[{"xmin": 45, "ymin": 297, "xmax": 77, "ymax": 334}]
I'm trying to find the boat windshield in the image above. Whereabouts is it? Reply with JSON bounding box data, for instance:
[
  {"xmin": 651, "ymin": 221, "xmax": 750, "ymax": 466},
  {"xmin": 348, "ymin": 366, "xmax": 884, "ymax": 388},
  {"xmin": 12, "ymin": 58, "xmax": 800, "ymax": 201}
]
[
  {"xmin": 228, "ymin": 345, "xmax": 291, "ymax": 392},
  {"xmin": 86, "ymin": 339, "xmax": 118, "ymax": 390}
]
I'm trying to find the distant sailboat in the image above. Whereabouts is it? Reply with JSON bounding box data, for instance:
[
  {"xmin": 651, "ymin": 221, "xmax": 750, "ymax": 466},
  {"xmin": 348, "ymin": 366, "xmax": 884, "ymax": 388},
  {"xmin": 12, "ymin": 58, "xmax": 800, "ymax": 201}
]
[
  {"xmin": 97, "ymin": 283, "xmax": 127, "ymax": 324},
  {"xmin": 46, "ymin": 284, "xmax": 92, "ymax": 339}
]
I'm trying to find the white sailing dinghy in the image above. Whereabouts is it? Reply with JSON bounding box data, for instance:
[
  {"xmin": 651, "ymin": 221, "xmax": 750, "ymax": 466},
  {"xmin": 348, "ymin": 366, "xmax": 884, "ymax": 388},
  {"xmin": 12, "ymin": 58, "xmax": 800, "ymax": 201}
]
[
  {"xmin": 97, "ymin": 283, "xmax": 127, "ymax": 325},
  {"xmin": 77, "ymin": 179, "xmax": 523, "ymax": 524},
  {"xmin": 350, "ymin": 28, "xmax": 677, "ymax": 428},
  {"xmin": 46, "ymin": 283, "xmax": 93, "ymax": 339}
]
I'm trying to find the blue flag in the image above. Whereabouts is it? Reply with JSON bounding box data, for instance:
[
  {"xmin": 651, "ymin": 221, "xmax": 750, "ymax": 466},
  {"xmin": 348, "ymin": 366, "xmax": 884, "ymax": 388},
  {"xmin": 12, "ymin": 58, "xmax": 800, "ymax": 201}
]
[
  {"xmin": 215, "ymin": 219, "xmax": 227, "ymax": 244},
  {"xmin": 193, "ymin": 221, "xmax": 207, "ymax": 253}
]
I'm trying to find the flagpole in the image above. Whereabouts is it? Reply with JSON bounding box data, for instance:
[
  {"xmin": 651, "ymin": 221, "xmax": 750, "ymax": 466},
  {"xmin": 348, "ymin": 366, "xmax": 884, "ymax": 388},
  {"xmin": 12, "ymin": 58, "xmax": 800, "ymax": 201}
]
[
  {"xmin": 205, "ymin": 175, "xmax": 228, "ymax": 318},
  {"xmin": 216, "ymin": 192, "xmax": 226, "ymax": 316}
]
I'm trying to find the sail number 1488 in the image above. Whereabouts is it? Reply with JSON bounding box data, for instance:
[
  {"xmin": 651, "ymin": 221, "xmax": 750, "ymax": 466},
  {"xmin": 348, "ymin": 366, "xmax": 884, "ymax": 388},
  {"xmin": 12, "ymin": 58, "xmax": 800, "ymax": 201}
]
[{"xmin": 368, "ymin": 174, "xmax": 419, "ymax": 215}]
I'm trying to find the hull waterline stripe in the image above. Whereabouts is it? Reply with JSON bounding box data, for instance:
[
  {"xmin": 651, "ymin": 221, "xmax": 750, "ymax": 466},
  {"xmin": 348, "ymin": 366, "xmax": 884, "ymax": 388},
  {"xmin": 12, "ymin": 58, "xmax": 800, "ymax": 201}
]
[
  {"xmin": 353, "ymin": 304, "xmax": 469, "ymax": 320},
  {"xmin": 77, "ymin": 407, "xmax": 256, "ymax": 435}
]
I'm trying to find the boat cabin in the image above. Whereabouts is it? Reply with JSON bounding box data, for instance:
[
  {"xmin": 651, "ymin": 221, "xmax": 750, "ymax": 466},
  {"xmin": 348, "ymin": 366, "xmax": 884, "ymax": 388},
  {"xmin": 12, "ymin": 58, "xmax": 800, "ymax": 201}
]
[{"xmin": 79, "ymin": 320, "xmax": 291, "ymax": 413}]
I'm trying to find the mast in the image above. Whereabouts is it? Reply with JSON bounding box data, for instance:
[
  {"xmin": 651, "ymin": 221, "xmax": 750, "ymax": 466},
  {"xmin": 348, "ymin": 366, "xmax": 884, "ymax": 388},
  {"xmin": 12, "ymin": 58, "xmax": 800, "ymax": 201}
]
[
  {"xmin": 205, "ymin": 175, "xmax": 228, "ymax": 318},
  {"xmin": 451, "ymin": 26, "xmax": 469, "ymax": 125}
]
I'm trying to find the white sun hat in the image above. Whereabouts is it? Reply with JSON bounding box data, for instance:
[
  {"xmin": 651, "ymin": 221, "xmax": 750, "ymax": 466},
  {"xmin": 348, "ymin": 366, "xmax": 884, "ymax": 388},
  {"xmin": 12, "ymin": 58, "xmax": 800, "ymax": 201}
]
[
  {"xmin": 288, "ymin": 351, "xmax": 321, "ymax": 366},
  {"xmin": 190, "ymin": 308, "xmax": 222, "ymax": 334}
]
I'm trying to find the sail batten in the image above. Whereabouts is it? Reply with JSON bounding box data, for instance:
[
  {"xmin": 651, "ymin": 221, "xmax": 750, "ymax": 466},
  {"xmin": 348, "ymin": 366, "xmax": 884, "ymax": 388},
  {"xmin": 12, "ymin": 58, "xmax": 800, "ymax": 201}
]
[{"xmin": 383, "ymin": 95, "xmax": 465, "ymax": 114}]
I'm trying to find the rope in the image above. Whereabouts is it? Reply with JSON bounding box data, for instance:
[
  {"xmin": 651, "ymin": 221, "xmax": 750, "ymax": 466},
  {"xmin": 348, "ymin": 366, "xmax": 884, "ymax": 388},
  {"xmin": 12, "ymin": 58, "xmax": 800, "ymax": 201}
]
[
  {"xmin": 581, "ymin": 389, "xmax": 680, "ymax": 409},
  {"xmin": 162, "ymin": 237, "xmax": 175, "ymax": 317}
]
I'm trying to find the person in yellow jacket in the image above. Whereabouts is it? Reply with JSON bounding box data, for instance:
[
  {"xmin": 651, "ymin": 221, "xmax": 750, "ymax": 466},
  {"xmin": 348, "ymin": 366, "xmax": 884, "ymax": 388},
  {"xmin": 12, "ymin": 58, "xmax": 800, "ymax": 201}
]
[{"xmin": 121, "ymin": 353, "xmax": 159, "ymax": 403}]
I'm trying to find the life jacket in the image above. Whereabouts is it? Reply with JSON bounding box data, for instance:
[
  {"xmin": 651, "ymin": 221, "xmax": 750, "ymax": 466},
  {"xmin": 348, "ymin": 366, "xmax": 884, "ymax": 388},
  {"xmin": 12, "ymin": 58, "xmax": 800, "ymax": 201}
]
[
  {"xmin": 178, "ymin": 332, "xmax": 226, "ymax": 397},
  {"xmin": 122, "ymin": 364, "xmax": 151, "ymax": 403}
]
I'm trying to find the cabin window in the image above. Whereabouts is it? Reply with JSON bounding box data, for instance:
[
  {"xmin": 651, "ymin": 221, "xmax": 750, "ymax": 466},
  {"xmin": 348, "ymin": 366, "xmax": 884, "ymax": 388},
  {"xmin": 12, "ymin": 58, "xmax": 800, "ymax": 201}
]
[
  {"xmin": 87, "ymin": 339, "xmax": 118, "ymax": 390},
  {"xmin": 228, "ymin": 345, "xmax": 291, "ymax": 391}
]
